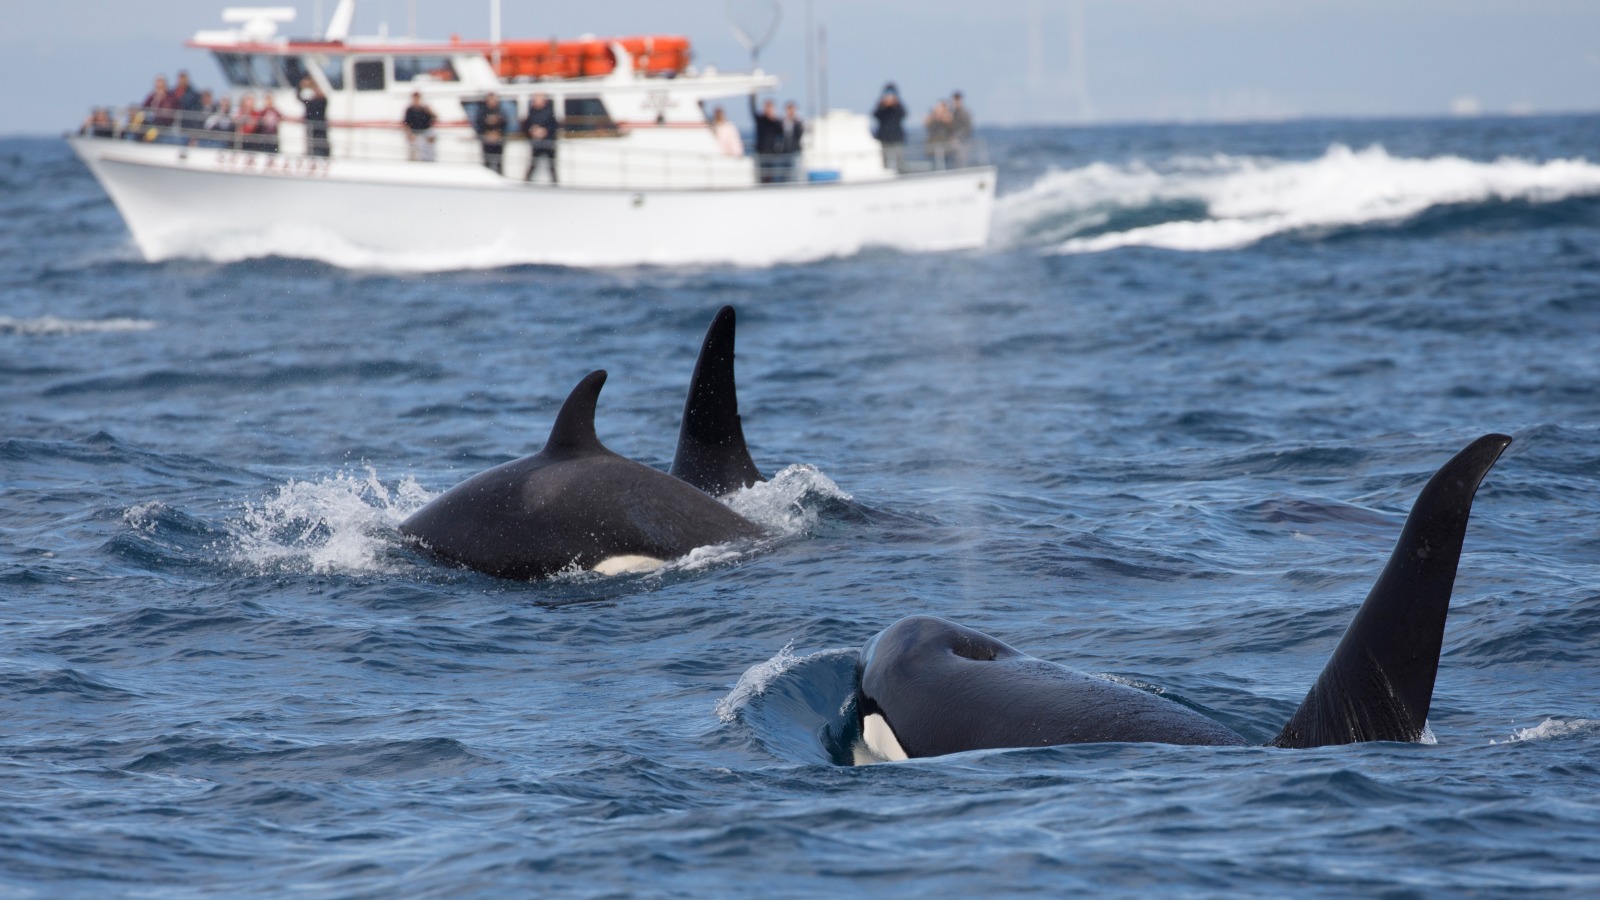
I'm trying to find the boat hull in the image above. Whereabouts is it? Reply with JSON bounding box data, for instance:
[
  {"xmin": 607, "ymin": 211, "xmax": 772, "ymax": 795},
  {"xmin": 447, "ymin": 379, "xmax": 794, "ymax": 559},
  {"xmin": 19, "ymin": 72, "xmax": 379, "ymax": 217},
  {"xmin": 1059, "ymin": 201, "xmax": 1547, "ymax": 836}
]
[{"xmin": 70, "ymin": 138, "xmax": 995, "ymax": 270}]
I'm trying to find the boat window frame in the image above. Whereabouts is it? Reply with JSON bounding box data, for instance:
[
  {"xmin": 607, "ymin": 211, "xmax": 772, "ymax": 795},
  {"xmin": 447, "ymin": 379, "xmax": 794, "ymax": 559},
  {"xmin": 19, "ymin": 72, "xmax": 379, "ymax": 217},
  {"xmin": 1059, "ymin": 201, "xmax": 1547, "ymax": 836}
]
[
  {"xmin": 562, "ymin": 96, "xmax": 619, "ymax": 137},
  {"xmin": 311, "ymin": 54, "xmax": 345, "ymax": 92},
  {"xmin": 392, "ymin": 55, "xmax": 458, "ymax": 84},
  {"xmin": 246, "ymin": 54, "xmax": 278, "ymax": 88},
  {"xmin": 352, "ymin": 58, "xmax": 386, "ymax": 92},
  {"xmin": 214, "ymin": 52, "xmax": 255, "ymax": 88}
]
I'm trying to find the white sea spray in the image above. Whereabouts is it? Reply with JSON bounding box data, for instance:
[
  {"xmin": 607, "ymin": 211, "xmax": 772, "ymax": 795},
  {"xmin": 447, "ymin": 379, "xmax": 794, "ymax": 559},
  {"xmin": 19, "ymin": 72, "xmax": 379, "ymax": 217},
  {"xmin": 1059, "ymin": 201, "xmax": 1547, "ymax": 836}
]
[
  {"xmin": 229, "ymin": 467, "xmax": 433, "ymax": 575},
  {"xmin": 1489, "ymin": 718, "xmax": 1597, "ymax": 745}
]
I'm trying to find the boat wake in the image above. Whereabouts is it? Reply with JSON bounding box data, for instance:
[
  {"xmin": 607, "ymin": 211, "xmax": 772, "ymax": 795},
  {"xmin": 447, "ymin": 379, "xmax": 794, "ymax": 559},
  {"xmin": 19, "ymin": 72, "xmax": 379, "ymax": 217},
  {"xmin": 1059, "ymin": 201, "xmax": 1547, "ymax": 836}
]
[{"xmin": 994, "ymin": 143, "xmax": 1600, "ymax": 254}]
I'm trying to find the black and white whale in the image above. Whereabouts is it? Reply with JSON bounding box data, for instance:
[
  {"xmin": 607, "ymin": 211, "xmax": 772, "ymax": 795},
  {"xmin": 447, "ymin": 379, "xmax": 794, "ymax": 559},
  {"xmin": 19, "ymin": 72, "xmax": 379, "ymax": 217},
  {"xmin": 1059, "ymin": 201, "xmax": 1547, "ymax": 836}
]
[
  {"xmin": 399, "ymin": 369, "xmax": 764, "ymax": 579},
  {"xmin": 399, "ymin": 306, "xmax": 771, "ymax": 579},
  {"xmin": 855, "ymin": 434, "xmax": 1512, "ymax": 758}
]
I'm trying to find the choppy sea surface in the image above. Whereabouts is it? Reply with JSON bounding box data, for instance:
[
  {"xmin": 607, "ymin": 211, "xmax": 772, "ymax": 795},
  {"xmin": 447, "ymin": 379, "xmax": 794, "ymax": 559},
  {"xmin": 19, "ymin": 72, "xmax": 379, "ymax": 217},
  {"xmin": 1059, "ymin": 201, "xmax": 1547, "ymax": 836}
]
[{"xmin": 3, "ymin": 116, "xmax": 1600, "ymax": 896}]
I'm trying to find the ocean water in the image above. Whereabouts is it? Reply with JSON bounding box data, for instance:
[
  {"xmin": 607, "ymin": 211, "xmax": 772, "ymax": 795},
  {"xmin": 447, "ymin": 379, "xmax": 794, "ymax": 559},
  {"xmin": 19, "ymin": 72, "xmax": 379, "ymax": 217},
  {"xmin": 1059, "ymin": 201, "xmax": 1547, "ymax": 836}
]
[{"xmin": 3, "ymin": 115, "xmax": 1600, "ymax": 895}]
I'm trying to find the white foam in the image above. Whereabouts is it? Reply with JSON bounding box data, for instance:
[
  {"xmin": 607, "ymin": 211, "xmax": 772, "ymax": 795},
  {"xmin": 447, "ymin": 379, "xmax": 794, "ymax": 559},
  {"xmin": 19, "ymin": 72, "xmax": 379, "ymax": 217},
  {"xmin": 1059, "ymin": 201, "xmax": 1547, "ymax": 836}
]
[
  {"xmin": 228, "ymin": 467, "xmax": 433, "ymax": 575},
  {"xmin": 725, "ymin": 463, "xmax": 851, "ymax": 536},
  {"xmin": 0, "ymin": 316, "xmax": 158, "ymax": 336},
  {"xmin": 1489, "ymin": 718, "xmax": 1597, "ymax": 745},
  {"xmin": 715, "ymin": 641, "xmax": 800, "ymax": 723},
  {"xmin": 992, "ymin": 144, "xmax": 1600, "ymax": 255},
  {"xmin": 123, "ymin": 501, "xmax": 168, "ymax": 534}
]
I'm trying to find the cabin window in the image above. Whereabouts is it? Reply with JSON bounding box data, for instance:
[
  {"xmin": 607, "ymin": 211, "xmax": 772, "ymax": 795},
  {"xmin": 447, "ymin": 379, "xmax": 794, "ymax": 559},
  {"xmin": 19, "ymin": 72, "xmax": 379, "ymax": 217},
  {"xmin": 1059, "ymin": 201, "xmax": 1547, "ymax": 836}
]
[
  {"xmin": 247, "ymin": 54, "xmax": 278, "ymax": 88},
  {"xmin": 393, "ymin": 56, "xmax": 457, "ymax": 83},
  {"xmin": 274, "ymin": 56, "xmax": 310, "ymax": 90},
  {"xmin": 313, "ymin": 55, "xmax": 344, "ymax": 91},
  {"xmin": 563, "ymin": 97, "xmax": 617, "ymax": 135},
  {"xmin": 353, "ymin": 59, "xmax": 386, "ymax": 91},
  {"xmin": 214, "ymin": 52, "xmax": 254, "ymax": 87}
]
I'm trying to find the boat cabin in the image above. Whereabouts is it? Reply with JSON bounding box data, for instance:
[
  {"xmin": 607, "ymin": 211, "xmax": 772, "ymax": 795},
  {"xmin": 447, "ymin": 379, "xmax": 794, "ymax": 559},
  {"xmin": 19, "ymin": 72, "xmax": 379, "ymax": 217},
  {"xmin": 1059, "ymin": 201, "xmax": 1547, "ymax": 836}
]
[{"xmin": 80, "ymin": 2, "xmax": 890, "ymax": 189}]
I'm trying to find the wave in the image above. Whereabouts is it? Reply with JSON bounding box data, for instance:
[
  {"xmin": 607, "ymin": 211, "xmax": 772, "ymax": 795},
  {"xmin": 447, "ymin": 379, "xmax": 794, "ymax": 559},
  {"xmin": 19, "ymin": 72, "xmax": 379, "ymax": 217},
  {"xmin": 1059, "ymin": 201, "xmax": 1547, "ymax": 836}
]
[
  {"xmin": 0, "ymin": 316, "xmax": 157, "ymax": 336},
  {"xmin": 994, "ymin": 144, "xmax": 1600, "ymax": 254},
  {"xmin": 716, "ymin": 644, "xmax": 860, "ymax": 766}
]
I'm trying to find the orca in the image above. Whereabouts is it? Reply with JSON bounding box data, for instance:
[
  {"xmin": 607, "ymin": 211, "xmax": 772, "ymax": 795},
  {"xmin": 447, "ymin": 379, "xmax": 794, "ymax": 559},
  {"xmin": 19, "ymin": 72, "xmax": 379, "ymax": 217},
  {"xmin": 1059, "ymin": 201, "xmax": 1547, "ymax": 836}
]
[
  {"xmin": 670, "ymin": 305, "xmax": 765, "ymax": 498},
  {"xmin": 399, "ymin": 370, "xmax": 765, "ymax": 580},
  {"xmin": 855, "ymin": 434, "xmax": 1512, "ymax": 759}
]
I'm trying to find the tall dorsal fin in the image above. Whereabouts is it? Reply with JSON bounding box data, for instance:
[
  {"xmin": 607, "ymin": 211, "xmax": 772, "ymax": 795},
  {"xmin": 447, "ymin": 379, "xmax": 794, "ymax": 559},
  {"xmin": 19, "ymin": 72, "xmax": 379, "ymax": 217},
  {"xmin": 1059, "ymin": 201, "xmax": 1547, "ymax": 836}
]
[
  {"xmin": 1271, "ymin": 433, "xmax": 1511, "ymax": 748},
  {"xmin": 542, "ymin": 370, "xmax": 609, "ymax": 457},
  {"xmin": 670, "ymin": 306, "xmax": 764, "ymax": 496}
]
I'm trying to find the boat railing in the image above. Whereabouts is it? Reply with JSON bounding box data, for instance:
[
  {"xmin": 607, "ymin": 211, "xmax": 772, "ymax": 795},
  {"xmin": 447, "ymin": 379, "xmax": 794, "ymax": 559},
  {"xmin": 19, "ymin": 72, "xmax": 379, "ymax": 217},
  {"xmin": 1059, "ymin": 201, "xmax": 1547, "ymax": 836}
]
[{"xmin": 76, "ymin": 106, "xmax": 992, "ymax": 189}]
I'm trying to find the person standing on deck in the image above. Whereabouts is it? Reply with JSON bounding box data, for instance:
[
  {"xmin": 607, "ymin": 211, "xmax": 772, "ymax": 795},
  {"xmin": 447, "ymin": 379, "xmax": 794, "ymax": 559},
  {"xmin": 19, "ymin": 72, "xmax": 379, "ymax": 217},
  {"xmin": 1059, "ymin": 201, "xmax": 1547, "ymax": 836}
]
[
  {"xmin": 299, "ymin": 77, "xmax": 329, "ymax": 157},
  {"xmin": 749, "ymin": 96, "xmax": 783, "ymax": 183},
  {"xmin": 523, "ymin": 93, "xmax": 559, "ymax": 183},
  {"xmin": 777, "ymin": 102, "xmax": 804, "ymax": 182},
  {"xmin": 948, "ymin": 91, "xmax": 973, "ymax": 167},
  {"xmin": 171, "ymin": 70, "xmax": 204, "ymax": 141},
  {"xmin": 138, "ymin": 75, "xmax": 179, "ymax": 142},
  {"xmin": 924, "ymin": 99, "xmax": 952, "ymax": 169},
  {"xmin": 255, "ymin": 94, "xmax": 282, "ymax": 153},
  {"xmin": 710, "ymin": 107, "xmax": 743, "ymax": 157},
  {"xmin": 872, "ymin": 83, "xmax": 907, "ymax": 172},
  {"xmin": 475, "ymin": 92, "xmax": 509, "ymax": 174},
  {"xmin": 404, "ymin": 93, "xmax": 437, "ymax": 162}
]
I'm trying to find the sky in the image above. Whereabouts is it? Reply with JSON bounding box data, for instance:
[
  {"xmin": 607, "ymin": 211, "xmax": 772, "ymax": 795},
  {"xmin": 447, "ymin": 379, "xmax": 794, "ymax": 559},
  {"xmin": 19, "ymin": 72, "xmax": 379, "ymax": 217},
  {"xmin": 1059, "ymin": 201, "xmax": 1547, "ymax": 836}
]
[{"xmin": 4, "ymin": 0, "xmax": 1598, "ymax": 136}]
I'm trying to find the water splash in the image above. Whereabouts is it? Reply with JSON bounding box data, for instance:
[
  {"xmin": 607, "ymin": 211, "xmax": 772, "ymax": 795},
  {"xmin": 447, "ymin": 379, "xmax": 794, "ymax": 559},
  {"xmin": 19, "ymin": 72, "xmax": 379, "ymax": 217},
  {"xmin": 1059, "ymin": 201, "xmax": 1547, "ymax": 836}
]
[
  {"xmin": 227, "ymin": 467, "xmax": 433, "ymax": 575},
  {"xmin": 994, "ymin": 144, "xmax": 1600, "ymax": 254},
  {"xmin": 1489, "ymin": 718, "xmax": 1597, "ymax": 745},
  {"xmin": 715, "ymin": 641, "xmax": 800, "ymax": 723},
  {"xmin": 725, "ymin": 464, "xmax": 851, "ymax": 535},
  {"xmin": 123, "ymin": 501, "xmax": 168, "ymax": 534}
]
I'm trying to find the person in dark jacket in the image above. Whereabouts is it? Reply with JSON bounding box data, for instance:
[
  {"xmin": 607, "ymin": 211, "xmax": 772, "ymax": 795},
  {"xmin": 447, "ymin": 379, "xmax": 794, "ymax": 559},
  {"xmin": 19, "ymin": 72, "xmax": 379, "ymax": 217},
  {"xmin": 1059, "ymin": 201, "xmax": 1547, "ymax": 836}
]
[
  {"xmin": 749, "ymin": 96, "xmax": 783, "ymax": 183},
  {"xmin": 775, "ymin": 101, "xmax": 804, "ymax": 182},
  {"xmin": 523, "ymin": 93, "xmax": 558, "ymax": 183},
  {"xmin": 172, "ymin": 70, "xmax": 205, "ymax": 139},
  {"xmin": 475, "ymin": 92, "xmax": 509, "ymax": 174},
  {"xmin": 404, "ymin": 92, "xmax": 437, "ymax": 161},
  {"xmin": 872, "ymin": 84, "xmax": 907, "ymax": 172},
  {"xmin": 299, "ymin": 77, "xmax": 329, "ymax": 157}
]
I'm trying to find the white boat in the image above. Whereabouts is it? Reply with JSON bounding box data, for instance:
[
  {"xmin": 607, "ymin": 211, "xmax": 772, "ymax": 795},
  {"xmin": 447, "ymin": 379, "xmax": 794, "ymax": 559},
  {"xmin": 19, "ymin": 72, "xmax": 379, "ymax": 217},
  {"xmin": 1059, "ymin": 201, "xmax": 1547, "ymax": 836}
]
[{"xmin": 70, "ymin": 1, "xmax": 995, "ymax": 269}]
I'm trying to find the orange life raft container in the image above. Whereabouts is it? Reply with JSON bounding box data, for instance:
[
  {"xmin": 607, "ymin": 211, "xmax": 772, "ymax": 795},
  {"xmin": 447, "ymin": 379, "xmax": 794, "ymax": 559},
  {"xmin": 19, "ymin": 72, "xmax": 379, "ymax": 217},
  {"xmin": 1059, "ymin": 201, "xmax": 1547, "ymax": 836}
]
[{"xmin": 492, "ymin": 36, "xmax": 691, "ymax": 80}]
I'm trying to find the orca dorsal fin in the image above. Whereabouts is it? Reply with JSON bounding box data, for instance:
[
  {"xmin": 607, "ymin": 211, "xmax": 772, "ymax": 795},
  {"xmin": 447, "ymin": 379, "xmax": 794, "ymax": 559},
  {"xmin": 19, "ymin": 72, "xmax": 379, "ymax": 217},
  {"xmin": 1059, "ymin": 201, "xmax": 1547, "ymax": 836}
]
[
  {"xmin": 670, "ymin": 306, "xmax": 764, "ymax": 496},
  {"xmin": 543, "ymin": 370, "xmax": 610, "ymax": 457},
  {"xmin": 1271, "ymin": 433, "xmax": 1511, "ymax": 748}
]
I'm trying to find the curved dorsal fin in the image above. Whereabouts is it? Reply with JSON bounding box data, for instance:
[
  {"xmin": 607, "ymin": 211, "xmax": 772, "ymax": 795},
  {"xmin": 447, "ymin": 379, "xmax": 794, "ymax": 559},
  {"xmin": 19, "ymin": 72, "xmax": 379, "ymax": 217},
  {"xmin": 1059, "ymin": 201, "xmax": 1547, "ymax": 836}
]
[
  {"xmin": 1271, "ymin": 433, "xmax": 1511, "ymax": 748},
  {"xmin": 543, "ymin": 370, "xmax": 609, "ymax": 457},
  {"xmin": 670, "ymin": 306, "xmax": 764, "ymax": 496}
]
